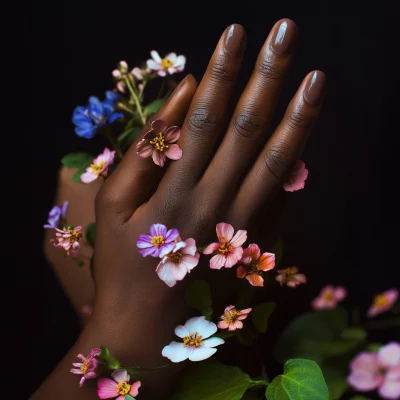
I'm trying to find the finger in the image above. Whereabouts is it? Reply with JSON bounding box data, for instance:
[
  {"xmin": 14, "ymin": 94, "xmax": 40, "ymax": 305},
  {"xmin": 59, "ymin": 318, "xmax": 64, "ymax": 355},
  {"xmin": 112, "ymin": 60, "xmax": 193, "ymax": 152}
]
[
  {"xmin": 228, "ymin": 70, "xmax": 326, "ymax": 227},
  {"xmin": 97, "ymin": 74, "xmax": 197, "ymax": 223}
]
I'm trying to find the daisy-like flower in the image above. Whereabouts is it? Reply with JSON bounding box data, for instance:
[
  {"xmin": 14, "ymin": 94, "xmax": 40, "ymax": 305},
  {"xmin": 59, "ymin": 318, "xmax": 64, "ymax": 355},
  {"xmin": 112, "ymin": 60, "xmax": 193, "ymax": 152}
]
[
  {"xmin": 136, "ymin": 223, "xmax": 179, "ymax": 258},
  {"xmin": 147, "ymin": 50, "xmax": 186, "ymax": 77},
  {"xmin": 312, "ymin": 285, "xmax": 347, "ymax": 310},
  {"xmin": 52, "ymin": 226, "xmax": 83, "ymax": 256},
  {"xmin": 80, "ymin": 148, "xmax": 116, "ymax": 183},
  {"xmin": 43, "ymin": 201, "xmax": 68, "ymax": 229},
  {"xmin": 70, "ymin": 348, "xmax": 101, "ymax": 387},
  {"xmin": 217, "ymin": 305, "xmax": 252, "ymax": 331},
  {"xmin": 136, "ymin": 119, "xmax": 182, "ymax": 167},
  {"xmin": 156, "ymin": 238, "xmax": 200, "ymax": 287},
  {"xmin": 97, "ymin": 369, "xmax": 141, "ymax": 400},
  {"xmin": 203, "ymin": 222, "xmax": 247, "ymax": 269},
  {"xmin": 283, "ymin": 160, "xmax": 309, "ymax": 192},
  {"xmin": 162, "ymin": 316, "xmax": 224, "ymax": 363},
  {"xmin": 367, "ymin": 289, "xmax": 399, "ymax": 318},
  {"xmin": 276, "ymin": 266, "xmax": 307, "ymax": 288},
  {"xmin": 236, "ymin": 243, "xmax": 275, "ymax": 286}
]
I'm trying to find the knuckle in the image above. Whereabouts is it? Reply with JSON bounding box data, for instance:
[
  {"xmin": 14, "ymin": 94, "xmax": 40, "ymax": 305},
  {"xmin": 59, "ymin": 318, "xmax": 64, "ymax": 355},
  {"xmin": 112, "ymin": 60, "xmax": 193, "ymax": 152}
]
[
  {"xmin": 186, "ymin": 106, "xmax": 219, "ymax": 136},
  {"xmin": 286, "ymin": 110, "xmax": 311, "ymax": 131},
  {"xmin": 208, "ymin": 59, "xmax": 236, "ymax": 84},
  {"xmin": 263, "ymin": 144, "xmax": 290, "ymax": 180},
  {"xmin": 232, "ymin": 110, "xmax": 265, "ymax": 140},
  {"xmin": 257, "ymin": 58, "xmax": 282, "ymax": 81}
]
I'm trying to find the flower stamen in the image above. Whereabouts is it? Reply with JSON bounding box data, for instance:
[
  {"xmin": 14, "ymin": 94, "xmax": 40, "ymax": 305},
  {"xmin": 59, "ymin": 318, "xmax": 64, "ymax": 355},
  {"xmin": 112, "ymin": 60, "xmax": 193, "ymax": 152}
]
[
  {"xmin": 90, "ymin": 160, "xmax": 106, "ymax": 175},
  {"xmin": 116, "ymin": 381, "xmax": 131, "ymax": 395},
  {"xmin": 374, "ymin": 294, "xmax": 389, "ymax": 308},
  {"xmin": 161, "ymin": 58, "xmax": 174, "ymax": 70},
  {"xmin": 150, "ymin": 132, "xmax": 169, "ymax": 151},
  {"xmin": 151, "ymin": 235, "xmax": 165, "ymax": 247},
  {"xmin": 183, "ymin": 333, "xmax": 203, "ymax": 348}
]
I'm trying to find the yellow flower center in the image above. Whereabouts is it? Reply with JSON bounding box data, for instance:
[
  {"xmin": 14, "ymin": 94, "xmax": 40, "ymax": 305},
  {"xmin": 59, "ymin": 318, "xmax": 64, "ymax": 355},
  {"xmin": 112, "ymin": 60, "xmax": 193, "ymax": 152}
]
[
  {"xmin": 80, "ymin": 359, "xmax": 89, "ymax": 373},
  {"xmin": 219, "ymin": 238, "xmax": 232, "ymax": 254},
  {"xmin": 170, "ymin": 252, "xmax": 182, "ymax": 264},
  {"xmin": 151, "ymin": 235, "xmax": 165, "ymax": 247},
  {"xmin": 116, "ymin": 381, "xmax": 131, "ymax": 395},
  {"xmin": 224, "ymin": 308, "xmax": 239, "ymax": 324},
  {"xmin": 161, "ymin": 58, "xmax": 174, "ymax": 70},
  {"xmin": 323, "ymin": 291, "xmax": 334, "ymax": 302},
  {"xmin": 150, "ymin": 132, "xmax": 169, "ymax": 151},
  {"xmin": 243, "ymin": 260, "xmax": 261, "ymax": 275},
  {"xmin": 374, "ymin": 294, "xmax": 389, "ymax": 308},
  {"xmin": 68, "ymin": 229, "xmax": 82, "ymax": 243},
  {"xmin": 90, "ymin": 160, "xmax": 106, "ymax": 175},
  {"xmin": 183, "ymin": 333, "xmax": 203, "ymax": 348}
]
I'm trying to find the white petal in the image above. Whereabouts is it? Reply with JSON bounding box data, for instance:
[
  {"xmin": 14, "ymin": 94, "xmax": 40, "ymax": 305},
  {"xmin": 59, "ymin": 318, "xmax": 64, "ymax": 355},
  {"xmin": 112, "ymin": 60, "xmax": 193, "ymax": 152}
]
[
  {"xmin": 111, "ymin": 369, "xmax": 130, "ymax": 383},
  {"xmin": 189, "ymin": 347, "xmax": 217, "ymax": 361},
  {"xmin": 378, "ymin": 343, "xmax": 400, "ymax": 367},
  {"xmin": 184, "ymin": 316, "xmax": 207, "ymax": 334},
  {"xmin": 147, "ymin": 60, "xmax": 161, "ymax": 70},
  {"xmin": 174, "ymin": 55, "xmax": 186, "ymax": 67},
  {"xmin": 162, "ymin": 341, "xmax": 191, "ymax": 363},
  {"xmin": 150, "ymin": 50, "xmax": 161, "ymax": 63},
  {"xmin": 175, "ymin": 325, "xmax": 189, "ymax": 338},
  {"xmin": 202, "ymin": 337, "xmax": 225, "ymax": 348},
  {"xmin": 196, "ymin": 320, "xmax": 218, "ymax": 339},
  {"xmin": 166, "ymin": 52, "xmax": 177, "ymax": 62}
]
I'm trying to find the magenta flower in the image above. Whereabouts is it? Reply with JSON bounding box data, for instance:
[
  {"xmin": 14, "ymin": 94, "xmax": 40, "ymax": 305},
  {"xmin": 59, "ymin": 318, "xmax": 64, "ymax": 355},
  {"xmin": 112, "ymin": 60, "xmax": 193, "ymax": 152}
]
[
  {"xmin": 348, "ymin": 342, "xmax": 400, "ymax": 399},
  {"xmin": 81, "ymin": 148, "xmax": 116, "ymax": 183},
  {"xmin": 217, "ymin": 305, "xmax": 252, "ymax": 331},
  {"xmin": 97, "ymin": 369, "xmax": 141, "ymax": 400},
  {"xmin": 147, "ymin": 50, "xmax": 186, "ymax": 77},
  {"xmin": 136, "ymin": 119, "xmax": 182, "ymax": 167},
  {"xmin": 43, "ymin": 201, "xmax": 68, "ymax": 229},
  {"xmin": 311, "ymin": 285, "xmax": 347, "ymax": 310},
  {"xmin": 70, "ymin": 348, "xmax": 101, "ymax": 387},
  {"xmin": 368, "ymin": 289, "xmax": 399, "ymax": 318},
  {"xmin": 276, "ymin": 266, "xmax": 307, "ymax": 288},
  {"xmin": 203, "ymin": 223, "xmax": 247, "ymax": 269},
  {"xmin": 136, "ymin": 223, "xmax": 179, "ymax": 258},
  {"xmin": 283, "ymin": 160, "xmax": 309, "ymax": 192},
  {"xmin": 156, "ymin": 238, "xmax": 200, "ymax": 287},
  {"xmin": 51, "ymin": 226, "xmax": 83, "ymax": 256}
]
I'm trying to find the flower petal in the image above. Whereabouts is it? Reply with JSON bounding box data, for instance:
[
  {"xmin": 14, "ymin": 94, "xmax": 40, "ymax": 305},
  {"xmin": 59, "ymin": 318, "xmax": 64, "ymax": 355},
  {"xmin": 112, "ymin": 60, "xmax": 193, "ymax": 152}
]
[
  {"xmin": 129, "ymin": 381, "xmax": 141, "ymax": 397},
  {"xmin": 230, "ymin": 230, "xmax": 247, "ymax": 247},
  {"xmin": 80, "ymin": 171, "xmax": 97, "ymax": 183},
  {"xmin": 189, "ymin": 347, "xmax": 217, "ymax": 361},
  {"xmin": 150, "ymin": 224, "xmax": 167, "ymax": 237},
  {"xmin": 210, "ymin": 254, "xmax": 226, "ymax": 269},
  {"xmin": 162, "ymin": 341, "xmax": 191, "ymax": 363},
  {"xmin": 259, "ymin": 252, "xmax": 276, "ymax": 271},
  {"xmin": 164, "ymin": 126, "xmax": 181, "ymax": 143},
  {"xmin": 165, "ymin": 144, "xmax": 183, "ymax": 161},
  {"xmin": 224, "ymin": 247, "xmax": 243, "ymax": 268},
  {"xmin": 379, "ymin": 377, "xmax": 400, "ymax": 400},
  {"xmin": 216, "ymin": 222, "xmax": 234, "ymax": 242},
  {"xmin": 151, "ymin": 119, "xmax": 167, "ymax": 134},
  {"xmin": 174, "ymin": 55, "xmax": 186, "ymax": 67},
  {"xmin": 156, "ymin": 260, "xmax": 178, "ymax": 287},
  {"xmin": 236, "ymin": 266, "xmax": 246, "ymax": 278},
  {"xmin": 165, "ymin": 228, "xmax": 179, "ymax": 242},
  {"xmin": 196, "ymin": 320, "xmax": 218, "ymax": 339},
  {"xmin": 246, "ymin": 244, "xmax": 261, "ymax": 260},
  {"xmin": 136, "ymin": 140, "xmax": 154, "ymax": 158},
  {"xmin": 202, "ymin": 337, "xmax": 225, "ymax": 347},
  {"xmin": 159, "ymin": 242, "xmax": 175, "ymax": 258},
  {"xmin": 246, "ymin": 273, "xmax": 264, "ymax": 287},
  {"xmin": 378, "ymin": 342, "xmax": 400, "ymax": 368},
  {"xmin": 175, "ymin": 325, "xmax": 189, "ymax": 338},
  {"xmin": 184, "ymin": 316, "xmax": 207, "ymax": 334},
  {"xmin": 136, "ymin": 234, "xmax": 153, "ymax": 248},
  {"xmin": 97, "ymin": 378, "xmax": 118, "ymax": 399},
  {"xmin": 139, "ymin": 246, "xmax": 160, "ymax": 257},
  {"xmin": 150, "ymin": 50, "xmax": 162, "ymax": 63},
  {"xmin": 112, "ymin": 369, "xmax": 130, "ymax": 383},
  {"xmin": 217, "ymin": 321, "xmax": 229, "ymax": 329},
  {"xmin": 334, "ymin": 286, "xmax": 347, "ymax": 301},
  {"xmin": 203, "ymin": 242, "xmax": 220, "ymax": 254},
  {"xmin": 180, "ymin": 254, "xmax": 200, "ymax": 272},
  {"xmin": 70, "ymin": 368, "xmax": 83, "ymax": 375},
  {"xmin": 181, "ymin": 238, "xmax": 197, "ymax": 255},
  {"xmin": 234, "ymin": 320, "xmax": 243, "ymax": 330},
  {"xmin": 147, "ymin": 59, "xmax": 161, "ymax": 70},
  {"xmin": 350, "ymin": 352, "xmax": 380, "ymax": 374},
  {"xmin": 347, "ymin": 371, "xmax": 383, "ymax": 392},
  {"xmin": 152, "ymin": 150, "xmax": 167, "ymax": 167}
]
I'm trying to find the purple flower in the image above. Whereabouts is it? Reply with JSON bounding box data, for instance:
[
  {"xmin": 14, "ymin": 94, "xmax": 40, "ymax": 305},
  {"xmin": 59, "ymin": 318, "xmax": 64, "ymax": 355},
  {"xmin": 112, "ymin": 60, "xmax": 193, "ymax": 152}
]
[
  {"xmin": 136, "ymin": 223, "xmax": 179, "ymax": 258},
  {"xmin": 43, "ymin": 201, "xmax": 68, "ymax": 229},
  {"xmin": 70, "ymin": 348, "xmax": 101, "ymax": 387}
]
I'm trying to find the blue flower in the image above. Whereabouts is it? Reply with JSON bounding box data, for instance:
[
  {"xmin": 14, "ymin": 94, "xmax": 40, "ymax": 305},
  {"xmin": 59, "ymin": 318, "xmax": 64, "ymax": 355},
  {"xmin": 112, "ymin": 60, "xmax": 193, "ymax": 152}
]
[
  {"xmin": 72, "ymin": 91, "xmax": 124, "ymax": 139},
  {"xmin": 44, "ymin": 201, "xmax": 69, "ymax": 229}
]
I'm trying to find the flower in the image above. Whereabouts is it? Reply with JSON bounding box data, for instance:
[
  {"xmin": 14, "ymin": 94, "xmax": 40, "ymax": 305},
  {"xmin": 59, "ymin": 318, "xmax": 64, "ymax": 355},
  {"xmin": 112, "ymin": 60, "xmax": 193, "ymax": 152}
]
[
  {"xmin": 80, "ymin": 148, "xmax": 116, "ymax": 183},
  {"xmin": 203, "ymin": 222, "xmax": 247, "ymax": 269},
  {"xmin": 43, "ymin": 201, "xmax": 68, "ymax": 229},
  {"xmin": 136, "ymin": 223, "xmax": 179, "ymax": 258},
  {"xmin": 236, "ymin": 244, "xmax": 275, "ymax": 286},
  {"xmin": 70, "ymin": 348, "xmax": 101, "ymax": 387},
  {"xmin": 283, "ymin": 160, "xmax": 309, "ymax": 192},
  {"xmin": 162, "ymin": 316, "xmax": 224, "ymax": 363},
  {"xmin": 348, "ymin": 342, "xmax": 400, "ymax": 399},
  {"xmin": 51, "ymin": 226, "xmax": 83, "ymax": 255},
  {"xmin": 368, "ymin": 289, "xmax": 399, "ymax": 318},
  {"xmin": 217, "ymin": 305, "xmax": 252, "ymax": 331},
  {"xmin": 72, "ymin": 91, "xmax": 124, "ymax": 139},
  {"xmin": 156, "ymin": 238, "xmax": 200, "ymax": 287},
  {"xmin": 276, "ymin": 266, "xmax": 307, "ymax": 288},
  {"xmin": 311, "ymin": 285, "xmax": 347, "ymax": 310},
  {"xmin": 97, "ymin": 369, "xmax": 141, "ymax": 400},
  {"xmin": 147, "ymin": 50, "xmax": 186, "ymax": 77},
  {"xmin": 81, "ymin": 305, "xmax": 93, "ymax": 316},
  {"xmin": 136, "ymin": 119, "xmax": 182, "ymax": 167}
]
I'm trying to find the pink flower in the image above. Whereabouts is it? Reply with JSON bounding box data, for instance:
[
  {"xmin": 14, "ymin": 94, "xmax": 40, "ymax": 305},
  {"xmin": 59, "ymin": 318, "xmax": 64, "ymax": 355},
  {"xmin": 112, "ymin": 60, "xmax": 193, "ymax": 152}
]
[
  {"xmin": 276, "ymin": 266, "xmax": 307, "ymax": 288},
  {"xmin": 97, "ymin": 369, "xmax": 141, "ymax": 400},
  {"xmin": 283, "ymin": 160, "xmax": 309, "ymax": 192},
  {"xmin": 147, "ymin": 50, "xmax": 186, "ymax": 77},
  {"xmin": 136, "ymin": 119, "xmax": 182, "ymax": 167},
  {"xmin": 81, "ymin": 305, "xmax": 93, "ymax": 316},
  {"xmin": 311, "ymin": 285, "xmax": 347, "ymax": 310},
  {"xmin": 368, "ymin": 289, "xmax": 399, "ymax": 318},
  {"xmin": 156, "ymin": 238, "xmax": 200, "ymax": 287},
  {"xmin": 70, "ymin": 348, "xmax": 101, "ymax": 387},
  {"xmin": 203, "ymin": 223, "xmax": 247, "ymax": 269},
  {"xmin": 217, "ymin": 305, "xmax": 252, "ymax": 331},
  {"xmin": 51, "ymin": 226, "xmax": 83, "ymax": 256},
  {"xmin": 81, "ymin": 148, "xmax": 116, "ymax": 183},
  {"xmin": 348, "ymin": 342, "xmax": 400, "ymax": 399},
  {"xmin": 236, "ymin": 243, "xmax": 275, "ymax": 287}
]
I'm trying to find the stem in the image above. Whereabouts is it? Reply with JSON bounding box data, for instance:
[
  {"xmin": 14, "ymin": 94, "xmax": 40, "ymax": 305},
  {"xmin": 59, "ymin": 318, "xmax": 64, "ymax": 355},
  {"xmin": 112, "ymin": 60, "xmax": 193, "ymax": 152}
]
[
  {"xmin": 116, "ymin": 102, "xmax": 134, "ymax": 115},
  {"xmin": 157, "ymin": 78, "xmax": 166, "ymax": 98},
  {"xmin": 123, "ymin": 363, "xmax": 171, "ymax": 372},
  {"xmin": 104, "ymin": 128, "xmax": 123, "ymax": 159},
  {"xmin": 124, "ymin": 77, "xmax": 146, "ymax": 126},
  {"xmin": 250, "ymin": 380, "xmax": 269, "ymax": 388},
  {"xmin": 363, "ymin": 316, "xmax": 400, "ymax": 330}
]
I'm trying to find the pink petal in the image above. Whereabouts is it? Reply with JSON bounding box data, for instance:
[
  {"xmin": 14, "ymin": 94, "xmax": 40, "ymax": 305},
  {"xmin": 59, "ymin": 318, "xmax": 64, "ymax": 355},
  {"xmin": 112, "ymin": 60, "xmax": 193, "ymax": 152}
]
[
  {"xmin": 348, "ymin": 371, "xmax": 383, "ymax": 392},
  {"xmin": 158, "ymin": 70, "xmax": 167, "ymax": 77},
  {"xmin": 97, "ymin": 378, "xmax": 118, "ymax": 399},
  {"xmin": 165, "ymin": 144, "xmax": 183, "ymax": 160},
  {"xmin": 181, "ymin": 238, "xmax": 197, "ymax": 256},
  {"xmin": 240, "ymin": 248, "xmax": 252, "ymax": 264},
  {"xmin": 247, "ymin": 244, "xmax": 261, "ymax": 260},
  {"xmin": 72, "ymin": 362, "xmax": 83, "ymax": 367},
  {"xmin": 112, "ymin": 369, "xmax": 130, "ymax": 383},
  {"xmin": 234, "ymin": 320, "xmax": 243, "ymax": 329},
  {"xmin": 129, "ymin": 381, "xmax": 141, "ymax": 397},
  {"xmin": 70, "ymin": 368, "xmax": 83, "ymax": 375},
  {"xmin": 216, "ymin": 223, "xmax": 234, "ymax": 242},
  {"xmin": 136, "ymin": 140, "xmax": 154, "ymax": 158},
  {"xmin": 210, "ymin": 254, "xmax": 226, "ymax": 269},
  {"xmin": 230, "ymin": 230, "xmax": 247, "ymax": 247},
  {"xmin": 224, "ymin": 305, "xmax": 236, "ymax": 312},
  {"xmin": 203, "ymin": 242, "xmax": 220, "ymax": 254},
  {"xmin": 312, "ymin": 297, "xmax": 328, "ymax": 310},
  {"xmin": 152, "ymin": 150, "xmax": 167, "ymax": 167},
  {"xmin": 164, "ymin": 126, "xmax": 181, "ymax": 143},
  {"xmin": 239, "ymin": 308, "xmax": 252, "ymax": 315},
  {"xmin": 334, "ymin": 286, "xmax": 347, "ymax": 301},
  {"xmin": 224, "ymin": 247, "xmax": 243, "ymax": 268},
  {"xmin": 258, "ymin": 252, "xmax": 276, "ymax": 271},
  {"xmin": 246, "ymin": 274, "xmax": 264, "ymax": 287},
  {"xmin": 385, "ymin": 288, "xmax": 399, "ymax": 304},
  {"xmin": 151, "ymin": 119, "xmax": 167, "ymax": 134},
  {"xmin": 367, "ymin": 305, "xmax": 380, "ymax": 318},
  {"xmin": 379, "ymin": 378, "xmax": 400, "ymax": 400},
  {"xmin": 378, "ymin": 343, "xmax": 400, "ymax": 368},
  {"xmin": 351, "ymin": 352, "xmax": 380, "ymax": 374},
  {"xmin": 228, "ymin": 323, "xmax": 238, "ymax": 331},
  {"xmin": 180, "ymin": 254, "xmax": 200, "ymax": 271},
  {"xmin": 80, "ymin": 171, "xmax": 97, "ymax": 183},
  {"xmin": 236, "ymin": 266, "xmax": 246, "ymax": 278},
  {"xmin": 218, "ymin": 321, "xmax": 229, "ymax": 329}
]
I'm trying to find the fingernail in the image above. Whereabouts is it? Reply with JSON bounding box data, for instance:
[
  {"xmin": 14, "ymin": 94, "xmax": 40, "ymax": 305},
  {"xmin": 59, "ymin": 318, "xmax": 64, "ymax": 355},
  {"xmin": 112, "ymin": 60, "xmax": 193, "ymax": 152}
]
[
  {"xmin": 304, "ymin": 71, "xmax": 326, "ymax": 105},
  {"xmin": 271, "ymin": 19, "xmax": 297, "ymax": 55},
  {"xmin": 224, "ymin": 24, "xmax": 246, "ymax": 55}
]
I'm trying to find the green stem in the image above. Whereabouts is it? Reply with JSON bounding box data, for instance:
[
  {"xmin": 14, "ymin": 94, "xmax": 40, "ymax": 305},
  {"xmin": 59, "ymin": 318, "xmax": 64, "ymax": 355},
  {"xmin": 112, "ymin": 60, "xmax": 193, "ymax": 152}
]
[
  {"xmin": 363, "ymin": 316, "xmax": 400, "ymax": 330},
  {"xmin": 104, "ymin": 129, "xmax": 123, "ymax": 159},
  {"xmin": 124, "ymin": 77, "xmax": 146, "ymax": 126},
  {"xmin": 250, "ymin": 380, "xmax": 269, "ymax": 388},
  {"xmin": 123, "ymin": 363, "xmax": 171, "ymax": 372},
  {"xmin": 157, "ymin": 78, "xmax": 166, "ymax": 98}
]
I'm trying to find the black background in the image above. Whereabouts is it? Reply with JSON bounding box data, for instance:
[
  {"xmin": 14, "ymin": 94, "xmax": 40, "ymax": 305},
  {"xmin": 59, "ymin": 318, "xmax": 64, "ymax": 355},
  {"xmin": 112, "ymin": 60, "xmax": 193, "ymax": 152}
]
[{"xmin": 30, "ymin": 7, "xmax": 399, "ymax": 399}]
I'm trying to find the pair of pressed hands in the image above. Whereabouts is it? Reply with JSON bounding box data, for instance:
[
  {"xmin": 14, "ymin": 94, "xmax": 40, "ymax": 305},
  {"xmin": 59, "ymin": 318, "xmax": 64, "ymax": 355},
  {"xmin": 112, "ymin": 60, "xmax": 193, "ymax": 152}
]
[{"xmin": 36, "ymin": 19, "xmax": 326, "ymax": 399}]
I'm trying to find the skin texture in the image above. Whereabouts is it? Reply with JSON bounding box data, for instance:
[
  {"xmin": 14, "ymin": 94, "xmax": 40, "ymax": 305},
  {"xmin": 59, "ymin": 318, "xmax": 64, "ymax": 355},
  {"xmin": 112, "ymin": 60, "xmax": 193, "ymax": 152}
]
[{"xmin": 34, "ymin": 20, "xmax": 326, "ymax": 399}]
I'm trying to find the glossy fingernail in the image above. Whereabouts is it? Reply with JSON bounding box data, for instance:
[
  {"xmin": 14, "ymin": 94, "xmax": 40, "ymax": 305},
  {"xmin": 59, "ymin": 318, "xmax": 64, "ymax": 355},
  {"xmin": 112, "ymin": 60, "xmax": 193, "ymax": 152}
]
[
  {"xmin": 271, "ymin": 19, "xmax": 297, "ymax": 55},
  {"xmin": 225, "ymin": 24, "xmax": 246, "ymax": 55},
  {"xmin": 304, "ymin": 71, "xmax": 326, "ymax": 105}
]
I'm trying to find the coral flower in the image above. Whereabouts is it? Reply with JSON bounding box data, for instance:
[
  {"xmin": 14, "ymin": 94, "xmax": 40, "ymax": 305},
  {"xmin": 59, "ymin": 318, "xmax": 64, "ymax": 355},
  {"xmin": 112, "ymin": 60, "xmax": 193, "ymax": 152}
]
[
  {"xmin": 312, "ymin": 285, "xmax": 347, "ymax": 310},
  {"xmin": 276, "ymin": 266, "xmax": 307, "ymax": 288},
  {"xmin": 203, "ymin": 222, "xmax": 247, "ymax": 269},
  {"xmin": 70, "ymin": 348, "xmax": 101, "ymax": 387},
  {"xmin": 52, "ymin": 226, "xmax": 83, "ymax": 255},
  {"xmin": 136, "ymin": 119, "xmax": 182, "ymax": 167},
  {"xmin": 43, "ymin": 201, "xmax": 68, "ymax": 229},
  {"xmin": 81, "ymin": 148, "xmax": 116, "ymax": 183},
  {"xmin": 236, "ymin": 244, "xmax": 275, "ymax": 286},
  {"xmin": 368, "ymin": 289, "xmax": 399, "ymax": 318},
  {"xmin": 147, "ymin": 50, "xmax": 186, "ymax": 77},
  {"xmin": 97, "ymin": 369, "xmax": 141, "ymax": 400},
  {"xmin": 162, "ymin": 316, "xmax": 224, "ymax": 363},
  {"xmin": 283, "ymin": 160, "xmax": 309, "ymax": 192},
  {"xmin": 217, "ymin": 305, "xmax": 252, "ymax": 331}
]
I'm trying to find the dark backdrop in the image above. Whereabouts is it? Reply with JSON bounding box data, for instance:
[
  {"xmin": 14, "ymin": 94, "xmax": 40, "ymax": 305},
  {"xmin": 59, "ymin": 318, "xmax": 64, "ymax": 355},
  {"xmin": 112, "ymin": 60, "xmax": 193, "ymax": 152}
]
[{"xmin": 30, "ymin": 7, "xmax": 399, "ymax": 399}]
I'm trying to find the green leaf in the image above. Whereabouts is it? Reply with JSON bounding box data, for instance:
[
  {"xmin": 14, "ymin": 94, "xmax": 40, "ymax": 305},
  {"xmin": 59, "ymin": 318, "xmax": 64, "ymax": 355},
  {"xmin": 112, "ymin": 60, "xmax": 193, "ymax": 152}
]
[
  {"xmin": 145, "ymin": 98, "xmax": 166, "ymax": 116},
  {"xmin": 98, "ymin": 346, "xmax": 120, "ymax": 369},
  {"xmin": 117, "ymin": 126, "xmax": 141, "ymax": 142},
  {"xmin": 270, "ymin": 238, "xmax": 283, "ymax": 267},
  {"xmin": 71, "ymin": 169, "xmax": 85, "ymax": 183},
  {"xmin": 321, "ymin": 365, "xmax": 348, "ymax": 400},
  {"xmin": 171, "ymin": 360, "xmax": 253, "ymax": 400},
  {"xmin": 266, "ymin": 359, "xmax": 329, "ymax": 400},
  {"xmin": 252, "ymin": 302, "xmax": 276, "ymax": 333},
  {"xmin": 340, "ymin": 327, "xmax": 366, "ymax": 341},
  {"xmin": 125, "ymin": 396, "xmax": 135, "ymax": 400},
  {"xmin": 185, "ymin": 280, "xmax": 212, "ymax": 312},
  {"xmin": 367, "ymin": 343, "xmax": 382, "ymax": 352},
  {"xmin": 85, "ymin": 222, "xmax": 96, "ymax": 248},
  {"xmin": 202, "ymin": 306, "xmax": 213, "ymax": 320},
  {"xmin": 237, "ymin": 285, "xmax": 256, "ymax": 309},
  {"xmin": 61, "ymin": 152, "xmax": 93, "ymax": 168}
]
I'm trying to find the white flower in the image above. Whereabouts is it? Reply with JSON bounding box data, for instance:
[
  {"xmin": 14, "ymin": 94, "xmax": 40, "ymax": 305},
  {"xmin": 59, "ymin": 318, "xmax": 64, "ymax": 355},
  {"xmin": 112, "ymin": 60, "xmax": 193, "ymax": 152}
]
[
  {"xmin": 147, "ymin": 50, "xmax": 186, "ymax": 77},
  {"xmin": 162, "ymin": 316, "xmax": 224, "ymax": 363}
]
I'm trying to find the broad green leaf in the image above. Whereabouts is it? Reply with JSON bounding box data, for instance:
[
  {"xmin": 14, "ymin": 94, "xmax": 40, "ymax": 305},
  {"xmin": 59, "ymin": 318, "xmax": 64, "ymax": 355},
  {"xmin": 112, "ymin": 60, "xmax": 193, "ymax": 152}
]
[
  {"xmin": 340, "ymin": 327, "xmax": 366, "ymax": 341},
  {"xmin": 321, "ymin": 365, "xmax": 348, "ymax": 400},
  {"xmin": 270, "ymin": 238, "xmax": 283, "ymax": 267},
  {"xmin": 61, "ymin": 152, "xmax": 93, "ymax": 168},
  {"xmin": 252, "ymin": 302, "xmax": 276, "ymax": 333},
  {"xmin": 185, "ymin": 280, "xmax": 212, "ymax": 312},
  {"xmin": 71, "ymin": 169, "xmax": 86, "ymax": 183},
  {"xmin": 202, "ymin": 306, "xmax": 213, "ymax": 320},
  {"xmin": 171, "ymin": 360, "xmax": 253, "ymax": 400},
  {"xmin": 125, "ymin": 396, "xmax": 135, "ymax": 400},
  {"xmin": 145, "ymin": 98, "xmax": 166, "ymax": 116},
  {"xmin": 266, "ymin": 359, "xmax": 329, "ymax": 400},
  {"xmin": 237, "ymin": 285, "xmax": 256, "ymax": 309},
  {"xmin": 85, "ymin": 222, "xmax": 96, "ymax": 248},
  {"xmin": 98, "ymin": 346, "xmax": 120, "ymax": 369}
]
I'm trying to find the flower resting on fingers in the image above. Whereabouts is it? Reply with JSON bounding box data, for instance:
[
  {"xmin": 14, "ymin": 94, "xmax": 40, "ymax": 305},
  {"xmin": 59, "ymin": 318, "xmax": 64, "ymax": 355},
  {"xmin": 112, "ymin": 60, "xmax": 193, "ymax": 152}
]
[
  {"xmin": 43, "ymin": 201, "xmax": 68, "ymax": 229},
  {"xmin": 97, "ymin": 369, "xmax": 141, "ymax": 400},
  {"xmin": 156, "ymin": 238, "xmax": 200, "ymax": 287},
  {"xmin": 147, "ymin": 50, "xmax": 186, "ymax": 77},
  {"xmin": 283, "ymin": 160, "xmax": 309, "ymax": 192},
  {"xmin": 162, "ymin": 316, "xmax": 224, "ymax": 362},
  {"xmin": 276, "ymin": 266, "xmax": 307, "ymax": 288},
  {"xmin": 51, "ymin": 226, "xmax": 83, "ymax": 256},
  {"xmin": 203, "ymin": 222, "xmax": 247, "ymax": 269},
  {"xmin": 70, "ymin": 348, "xmax": 101, "ymax": 387},
  {"xmin": 218, "ymin": 305, "xmax": 252, "ymax": 331},
  {"xmin": 80, "ymin": 148, "xmax": 116, "ymax": 183},
  {"xmin": 236, "ymin": 244, "xmax": 275, "ymax": 286},
  {"xmin": 367, "ymin": 289, "xmax": 399, "ymax": 318},
  {"xmin": 136, "ymin": 223, "xmax": 179, "ymax": 258},
  {"xmin": 136, "ymin": 119, "xmax": 182, "ymax": 167},
  {"xmin": 311, "ymin": 285, "xmax": 347, "ymax": 310}
]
